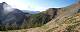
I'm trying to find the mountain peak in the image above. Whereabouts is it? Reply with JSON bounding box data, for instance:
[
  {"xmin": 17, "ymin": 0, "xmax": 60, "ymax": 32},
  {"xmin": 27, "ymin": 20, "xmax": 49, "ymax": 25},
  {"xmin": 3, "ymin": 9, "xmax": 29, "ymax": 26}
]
[
  {"xmin": 1, "ymin": 2, "xmax": 8, "ymax": 5},
  {"xmin": 2, "ymin": 2, "xmax": 6, "ymax": 3}
]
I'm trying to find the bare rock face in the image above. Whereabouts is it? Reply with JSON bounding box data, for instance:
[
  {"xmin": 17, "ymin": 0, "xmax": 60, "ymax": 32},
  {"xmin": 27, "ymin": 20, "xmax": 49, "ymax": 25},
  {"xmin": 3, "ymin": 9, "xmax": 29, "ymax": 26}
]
[
  {"xmin": 46, "ymin": 8, "xmax": 61, "ymax": 20},
  {"xmin": 77, "ymin": 9, "xmax": 80, "ymax": 13}
]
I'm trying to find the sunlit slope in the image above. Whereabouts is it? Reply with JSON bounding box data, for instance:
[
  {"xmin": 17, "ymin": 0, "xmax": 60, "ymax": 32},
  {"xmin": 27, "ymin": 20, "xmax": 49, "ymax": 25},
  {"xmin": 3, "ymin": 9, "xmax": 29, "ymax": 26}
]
[{"xmin": 44, "ymin": 13, "xmax": 80, "ymax": 32}]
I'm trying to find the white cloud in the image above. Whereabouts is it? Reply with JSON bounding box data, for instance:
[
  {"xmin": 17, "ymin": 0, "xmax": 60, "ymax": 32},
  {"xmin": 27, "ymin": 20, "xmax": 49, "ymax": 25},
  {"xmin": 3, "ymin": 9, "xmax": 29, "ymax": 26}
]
[
  {"xmin": 4, "ymin": 0, "xmax": 29, "ymax": 9},
  {"xmin": 0, "ymin": 0, "xmax": 47, "ymax": 11}
]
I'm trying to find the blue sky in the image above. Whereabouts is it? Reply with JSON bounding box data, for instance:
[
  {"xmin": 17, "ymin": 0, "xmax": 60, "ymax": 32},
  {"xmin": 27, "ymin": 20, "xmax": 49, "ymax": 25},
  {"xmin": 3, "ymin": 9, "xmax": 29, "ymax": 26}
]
[{"xmin": 0, "ymin": 0, "xmax": 77, "ymax": 11}]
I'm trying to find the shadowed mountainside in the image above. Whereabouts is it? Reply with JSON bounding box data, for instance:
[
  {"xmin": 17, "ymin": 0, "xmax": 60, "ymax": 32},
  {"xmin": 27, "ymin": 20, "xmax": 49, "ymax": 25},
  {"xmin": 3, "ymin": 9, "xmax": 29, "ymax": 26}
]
[{"xmin": 0, "ymin": 2, "xmax": 26, "ymax": 30}]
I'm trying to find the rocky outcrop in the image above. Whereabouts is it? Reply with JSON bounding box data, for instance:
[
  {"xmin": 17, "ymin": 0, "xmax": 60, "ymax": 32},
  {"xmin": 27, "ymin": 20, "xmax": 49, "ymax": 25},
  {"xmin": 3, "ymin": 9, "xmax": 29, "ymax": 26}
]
[{"xmin": 46, "ymin": 8, "xmax": 60, "ymax": 19}]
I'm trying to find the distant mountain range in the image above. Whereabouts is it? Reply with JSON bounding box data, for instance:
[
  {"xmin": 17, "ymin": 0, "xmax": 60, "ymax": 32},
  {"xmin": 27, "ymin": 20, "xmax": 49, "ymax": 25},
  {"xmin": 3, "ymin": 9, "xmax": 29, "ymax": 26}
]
[{"xmin": 22, "ymin": 10, "xmax": 40, "ymax": 14}]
